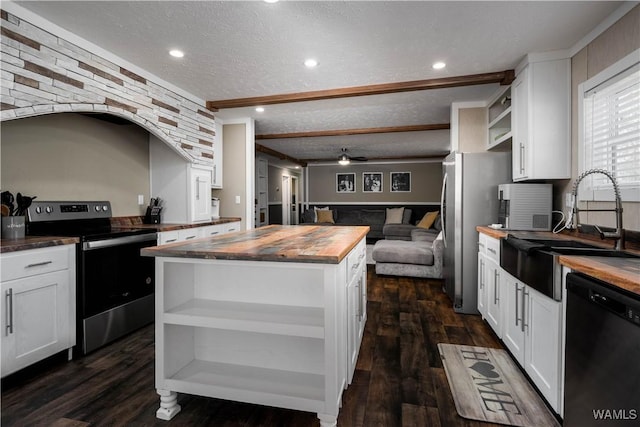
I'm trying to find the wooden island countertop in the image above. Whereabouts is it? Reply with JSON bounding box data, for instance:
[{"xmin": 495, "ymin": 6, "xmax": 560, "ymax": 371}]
[{"xmin": 141, "ymin": 224, "xmax": 370, "ymax": 264}]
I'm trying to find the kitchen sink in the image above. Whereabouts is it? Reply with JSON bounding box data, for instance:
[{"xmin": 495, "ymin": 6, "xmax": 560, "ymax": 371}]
[
  {"xmin": 519, "ymin": 238, "xmax": 600, "ymax": 249},
  {"xmin": 501, "ymin": 235, "xmax": 638, "ymax": 301},
  {"xmin": 544, "ymin": 246, "xmax": 639, "ymax": 258}
]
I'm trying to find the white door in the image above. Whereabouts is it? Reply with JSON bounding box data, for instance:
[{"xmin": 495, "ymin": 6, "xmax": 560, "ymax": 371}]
[
  {"xmin": 281, "ymin": 175, "xmax": 291, "ymax": 225},
  {"xmin": 525, "ymin": 286, "xmax": 562, "ymax": 412},
  {"xmin": 501, "ymin": 273, "xmax": 525, "ymax": 364},
  {"xmin": 2, "ymin": 270, "xmax": 72, "ymax": 376},
  {"xmin": 485, "ymin": 258, "xmax": 502, "ymax": 338}
]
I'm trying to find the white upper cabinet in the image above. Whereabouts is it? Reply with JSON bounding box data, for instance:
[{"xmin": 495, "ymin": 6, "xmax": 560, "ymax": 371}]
[
  {"xmin": 190, "ymin": 166, "xmax": 212, "ymax": 222},
  {"xmin": 512, "ymin": 56, "xmax": 571, "ymax": 181},
  {"xmin": 211, "ymin": 121, "xmax": 223, "ymax": 189},
  {"xmin": 150, "ymin": 136, "xmax": 213, "ymax": 224}
]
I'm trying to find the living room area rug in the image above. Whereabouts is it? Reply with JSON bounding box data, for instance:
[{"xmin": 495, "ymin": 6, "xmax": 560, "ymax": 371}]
[{"xmin": 438, "ymin": 343, "xmax": 560, "ymax": 427}]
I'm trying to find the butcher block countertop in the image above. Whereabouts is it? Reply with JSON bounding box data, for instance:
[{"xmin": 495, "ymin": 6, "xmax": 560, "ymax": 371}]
[
  {"xmin": 477, "ymin": 226, "xmax": 640, "ymax": 296},
  {"xmin": 0, "ymin": 236, "xmax": 79, "ymax": 253},
  {"xmin": 141, "ymin": 224, "xmax": 370, "ymax": 264}
]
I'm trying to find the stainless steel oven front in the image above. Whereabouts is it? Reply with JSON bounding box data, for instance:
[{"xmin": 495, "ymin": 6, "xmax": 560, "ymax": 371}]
[{"xmin": 80, "ymin": 232, "xmax": 157, "ymax": 354}]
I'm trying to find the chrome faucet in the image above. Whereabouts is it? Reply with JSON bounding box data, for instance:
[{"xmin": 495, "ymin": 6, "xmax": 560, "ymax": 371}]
[{"xmin": 571, "ymin": 168, "xmax": 625, "ymax": 250}]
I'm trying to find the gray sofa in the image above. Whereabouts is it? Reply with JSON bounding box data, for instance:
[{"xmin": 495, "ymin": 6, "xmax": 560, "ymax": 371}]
[
  {"xmin": 382, "ymin": 213, "xmax": 442, "ymax": 240},
  {"xmin": 301, "ymin": 206, "xmax": 414, "ymax": 241},
  {"xmin": 373, "ymin": 229, "xmax": 444, "ymax": 279}
]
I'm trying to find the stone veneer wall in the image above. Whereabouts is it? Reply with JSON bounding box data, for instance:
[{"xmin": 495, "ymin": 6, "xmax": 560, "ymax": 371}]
[{"xmin": 0, "ymin": 8, "xmax": 214, "ymax": 166}]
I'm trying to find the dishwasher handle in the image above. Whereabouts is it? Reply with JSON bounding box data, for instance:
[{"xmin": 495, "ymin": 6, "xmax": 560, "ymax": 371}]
[{"xmin": 567, "ymin": 272, "xmax": 640, "ymax": 323}]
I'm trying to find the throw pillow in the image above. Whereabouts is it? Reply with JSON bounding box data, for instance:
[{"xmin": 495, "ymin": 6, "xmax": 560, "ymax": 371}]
[
  {"xmin": 313, "ymin": 206, "xmax": 329, "ymax": 222},
  {"xmin": 316, "ymin": 209, "xmax": 335, "ymax": 224},
  {"xmin": 417, "ymin": 211, "xmax": 439, "ymax": 229},
  {"xmin": 385, "ymin": 207, "xmax": 405, "ymax": 225}
]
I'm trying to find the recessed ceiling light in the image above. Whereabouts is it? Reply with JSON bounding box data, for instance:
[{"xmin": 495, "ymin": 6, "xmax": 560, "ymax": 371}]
[
  {"xmin": 169, "ymin": 49, "xmax": 184, "ymax": 58},
  {"xmin": 432, "ymin": 61, "xmax": 446, "ymax": 70},
  {"xmin": 255, "ymin": 107, "xmax": 265, "ymax": 113},
  {"xmin": 304, "ymin": 58, "xmax": 318, "ymax": 68}
]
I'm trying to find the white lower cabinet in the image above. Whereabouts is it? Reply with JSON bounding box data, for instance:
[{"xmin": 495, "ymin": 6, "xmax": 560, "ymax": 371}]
[
  {"xmin": 346, "ymin": 240, "xmax": 366, "ymax": 384},
  {"xmin": 154, "ymin": 238, "xmax": 366, "ymax": 425},
  {"xmin": 478, "ymin": 233, "xmax": 502, "ymax": 337},
  {"xmin": 158, "ymin": 221, "xmax": 241, "ymax": 245},
  {"xmin": 501, "ymin": 271, "xmax": 563, "ymax": 413},
  {"xmin": 1, "ymin": 245, "xmax": 76, "ymax": 377},
  {"xmin": 485, "ymin": 258, "xmax": 502, "ymax": 337}
]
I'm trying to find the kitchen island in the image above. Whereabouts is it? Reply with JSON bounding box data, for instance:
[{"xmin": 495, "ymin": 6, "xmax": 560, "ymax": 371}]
[{"xmin": 141, "ymin": 225, "xmax": 369, "ymax": 427}]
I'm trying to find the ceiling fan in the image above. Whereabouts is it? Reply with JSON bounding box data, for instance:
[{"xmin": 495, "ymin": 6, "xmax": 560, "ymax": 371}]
[{"xmin": 338, "ymin": 148, "xmax": 367, "ymax": 165}]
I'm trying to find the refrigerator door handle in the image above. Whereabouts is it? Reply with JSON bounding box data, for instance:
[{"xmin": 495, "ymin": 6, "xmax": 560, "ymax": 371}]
[{"xmin": 440, "ymin": 172, "xmax": 448, "ymax": 247}]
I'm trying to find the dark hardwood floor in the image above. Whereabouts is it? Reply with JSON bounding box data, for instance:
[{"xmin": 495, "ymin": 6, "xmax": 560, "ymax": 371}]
[{"xmin": 1, "ymin": 266, "xmax": 504, "ymax": 427}]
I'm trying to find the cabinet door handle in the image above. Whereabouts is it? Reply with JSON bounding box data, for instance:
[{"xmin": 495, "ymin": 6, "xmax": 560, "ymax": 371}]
[
  {"xmin": 25, "ymin": 260, "xmax": 53, "ymax": 268},
  {"xmin": 196, "ymin": 177, "xmax": 200, "ymax": 200},
  {"xmin": 494, "ymin": 270, "xmax": 500, "ymax": 304},
  {"xmin": 519, "ymin": 143, "xmax": 525, "ymax": 175},
  {"xmin": 487, "ymin": 248, "xmax": 497, "ymax": 255},
  {"xmin": 185, "ymin": 235, "xmax": 196, "ymax": 240},
  {"xmin": 356, "ymin": 276, "xmax": 363, "ymax": 321},
  {"xmin": 213, "ymin": 165, "xmax": 217, "ymax": 184},
  {"xmin": 479, "ymin": 259, "xmax": 484, "ymax": 289},
  {"xmin": 6, "ymin": 288, "xmax": 13, "ymax": 335},
  {"xmin": 522, "ymin": 288, "xmax": 529, "ymax": 332},
  {"xmin": 165, "ymin": 238, "xmax": 177, "ymax": 243},
  {"xmin": 515, "ymin": 284, "xmax": 521, "ymax": 327}
]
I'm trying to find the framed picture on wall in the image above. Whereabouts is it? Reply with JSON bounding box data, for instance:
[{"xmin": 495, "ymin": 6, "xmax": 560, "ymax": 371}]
[
  {"xmin": 391, "ymin": 172, "xmax": 411, "ymax": 192},
  {"xmin": 336, "ymin": 173, "xmax": 356, "ymax": 193},
  {"xmin": 363, "ymin": 172, "xmax": 383, "ymax": 192}
]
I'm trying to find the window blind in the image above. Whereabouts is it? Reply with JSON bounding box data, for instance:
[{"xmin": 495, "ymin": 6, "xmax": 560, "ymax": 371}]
[{"xmin": 582, "ymin": 64, "xmax": 640, "ymax": 201}]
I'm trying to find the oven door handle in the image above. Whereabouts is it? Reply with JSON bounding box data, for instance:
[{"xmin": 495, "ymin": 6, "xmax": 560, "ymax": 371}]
[{"xmin": 83, "ymin": 233, "xmax": 157, "ymax": 250}]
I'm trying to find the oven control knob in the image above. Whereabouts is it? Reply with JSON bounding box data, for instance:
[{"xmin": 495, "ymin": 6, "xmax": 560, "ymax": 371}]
[
  {"xmin": 94, "ymin": 206, "xmax": 101, "ymax": 212},
  {"xmin": 102, "ymin": 205, "xmax": 108, "ymax": 212},
  {"xmin": 35, "ymin": 206, "xmax": 42, "ymax": 214},
  {"xmin": 45, "ymin": 206, "xmax": 53, "ymax": 214}
]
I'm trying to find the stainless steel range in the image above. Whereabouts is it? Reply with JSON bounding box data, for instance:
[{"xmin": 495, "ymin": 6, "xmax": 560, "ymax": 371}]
[{"xmin": 26, "ymin": 201, "xmax": 157, "ymax": 355}]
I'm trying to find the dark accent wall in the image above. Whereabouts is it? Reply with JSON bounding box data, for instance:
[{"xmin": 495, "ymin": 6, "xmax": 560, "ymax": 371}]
[{"xmin": 308, "ymin": 161, "xmax": 443, "ymax": 204}]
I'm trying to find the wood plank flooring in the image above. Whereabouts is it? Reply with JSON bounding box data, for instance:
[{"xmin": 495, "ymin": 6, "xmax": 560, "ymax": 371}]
[{"xmin": 1, "ymin": 266, "xmax": 504, "ymax": 427}]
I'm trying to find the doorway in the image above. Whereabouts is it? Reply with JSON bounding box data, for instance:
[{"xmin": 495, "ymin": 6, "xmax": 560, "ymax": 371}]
[
  {"xmin": 291, "ymin": 176, "xmax": 299, "ymax": 225},
  {"xmin": 282, "ymin": 175, "xmax": 291, "ymax": 225}
]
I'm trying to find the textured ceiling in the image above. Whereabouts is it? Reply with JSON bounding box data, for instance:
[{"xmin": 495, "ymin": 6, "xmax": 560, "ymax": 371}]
[{"xmin": 13, "ymin": 1, "xmax": 623, "ymax": 166}]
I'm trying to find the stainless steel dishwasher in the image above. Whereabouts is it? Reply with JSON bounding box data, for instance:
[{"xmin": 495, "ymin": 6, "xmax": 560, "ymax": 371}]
[{"xmin": 564, "ymin": 272, "xmax": 640, "ymax": 426}]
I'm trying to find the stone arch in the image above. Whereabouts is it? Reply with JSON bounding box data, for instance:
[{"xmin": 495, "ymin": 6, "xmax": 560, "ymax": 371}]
[{"xmin": 2, "ymin": 103, "xmax": 197, "ymax": 163}]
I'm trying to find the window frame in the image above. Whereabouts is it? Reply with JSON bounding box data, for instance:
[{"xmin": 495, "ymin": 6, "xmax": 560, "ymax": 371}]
[{"xmin": 578, "ymin": 48, "xmax": 640, "ymax": 203}]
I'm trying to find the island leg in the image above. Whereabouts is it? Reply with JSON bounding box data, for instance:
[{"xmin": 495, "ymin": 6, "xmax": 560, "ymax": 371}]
[
  {"xmin": 156, "ymin": 389, "xmax": 181, "ymax": 420},
  {"xmin": 318, "ymin": 413, "xmax": 337, "ymax": 427}
]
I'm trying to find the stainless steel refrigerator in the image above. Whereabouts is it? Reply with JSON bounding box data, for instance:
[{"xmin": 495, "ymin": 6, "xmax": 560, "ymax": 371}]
[{"xmin": 441, "ymin": 151, "xmax": 511, "ymax": 313}]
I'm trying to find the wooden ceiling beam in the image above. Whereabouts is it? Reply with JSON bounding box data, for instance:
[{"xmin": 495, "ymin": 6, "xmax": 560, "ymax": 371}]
[
  {"xmin": 207, "ymin": 70, "xmax": 514, "ymax": 110},
  {"xmin": 256, "ymin": 123, "xmax": 450, "ymax": 140},
  {"xmin": 256, "ymin": 143, "xmax": 307, "ymax": 167},
  {"xmin": 302, "ymin": 154, "xmax": 448, "ymax": 163}
]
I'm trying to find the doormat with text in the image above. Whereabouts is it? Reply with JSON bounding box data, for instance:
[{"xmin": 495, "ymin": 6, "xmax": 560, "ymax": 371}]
[{"xmin": 438, "ymin": 343, "xmax": 559, "ymax": 427}]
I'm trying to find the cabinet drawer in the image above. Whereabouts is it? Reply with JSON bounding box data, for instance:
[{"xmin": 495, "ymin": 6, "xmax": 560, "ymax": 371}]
[
  {"xmin": 478, "ymin": 233, "xmax": 488, "ymax": 255},
  {"xmin": 485, "ymin": 235, "xmax": 500, "ymax": 263},
  {"xmin": 178, "ymin": 228, "xmax": 200, "ymax": 242},
  {"xmin": 347, "ymin": 240, "xmax": 366, "ymax": 283},
  {"xmin": 200, "ymin": 225, "xmax": 225, "ymax": 238},
  {"xmin": 158, "ymin": 230, "xmax": 180, "ymax": 245},
  {"xmin": 1, "ymin": 245, "xmax": 71, "ymax": 282},
  {"xmin": 225, "ymin": 222, "xmax": 240, "ymax": 233}
]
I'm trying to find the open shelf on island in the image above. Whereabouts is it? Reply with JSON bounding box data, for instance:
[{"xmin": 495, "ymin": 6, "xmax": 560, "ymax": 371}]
[
  {"xmin": 165, "ymin": 359, "xmax": 325, "ymax": 413},
  {"xmin": 164, "ymin": 299, "xmax": 325, "ymax": 338}
]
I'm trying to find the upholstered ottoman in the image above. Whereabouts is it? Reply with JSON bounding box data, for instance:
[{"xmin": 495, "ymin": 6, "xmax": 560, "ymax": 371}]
[{"xmin": 372, "ymin": 232, "xmax": 443, "ymax": 279}]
